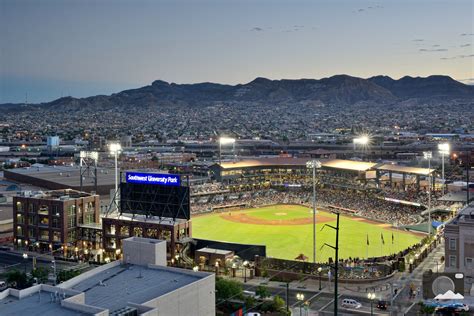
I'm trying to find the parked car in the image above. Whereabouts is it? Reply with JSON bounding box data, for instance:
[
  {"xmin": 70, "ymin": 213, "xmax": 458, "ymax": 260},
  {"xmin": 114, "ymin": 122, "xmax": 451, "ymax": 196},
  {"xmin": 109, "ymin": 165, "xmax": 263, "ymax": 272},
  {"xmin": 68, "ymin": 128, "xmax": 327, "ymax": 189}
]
[
  {"xmin": 0, "ymin": 281, "xmax": 7, "ymax": 290},
  {"xmin": 245, "ymin": 313, "xmax": 261, "ymax": 316},
  {"xmin": 341, "ymin": 298, "xmax": 362, "ymax": 309},
  {"xmin": 376, "ymin": 300, "xmax": 388, "ymax": 310},
  {"xmin": 437, "ymin": 303, "xmax": 469, "ymax": 312}
]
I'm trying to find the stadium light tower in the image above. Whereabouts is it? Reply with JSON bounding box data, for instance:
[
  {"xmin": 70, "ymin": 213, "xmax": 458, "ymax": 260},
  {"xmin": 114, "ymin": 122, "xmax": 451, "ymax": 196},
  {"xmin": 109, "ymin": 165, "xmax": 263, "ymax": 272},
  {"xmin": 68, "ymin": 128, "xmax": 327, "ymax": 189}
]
[
  {"xmin": 438, "ymin": 143, "xmax": 450, "ymax": 194},
  {"xmin": 219, "ymin": 137, "xmax": 236, "ymax": 165},
  {"xmin": 306, "ymin": 159, "xmax": 321, "ymax": 263},
  {"xmin": 423, "ymin": 151, "xmax": 432, "ymax": 235},
  {"xmin": 109, "ymin": 143, "xmax": 122, "ymax": 210},
  {"xmin": 353, "ymin": 135, "xmax": 370, "ymax": 160}
]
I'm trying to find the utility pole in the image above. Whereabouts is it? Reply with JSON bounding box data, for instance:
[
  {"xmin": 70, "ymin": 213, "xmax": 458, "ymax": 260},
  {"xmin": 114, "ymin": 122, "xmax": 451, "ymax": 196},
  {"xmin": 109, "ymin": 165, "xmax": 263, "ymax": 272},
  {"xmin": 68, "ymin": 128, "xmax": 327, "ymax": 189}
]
[{"xmin": 321, "ymin": 212, "xmax": 340, "ymax": 316}]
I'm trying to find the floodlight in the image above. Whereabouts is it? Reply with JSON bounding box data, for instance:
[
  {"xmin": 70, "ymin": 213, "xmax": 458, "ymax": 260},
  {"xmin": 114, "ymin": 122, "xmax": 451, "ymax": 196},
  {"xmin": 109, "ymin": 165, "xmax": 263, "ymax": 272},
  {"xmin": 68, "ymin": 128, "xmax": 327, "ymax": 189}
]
[
  {"xmin": 354, "ymin": 135, "xmax": 370, "ymax": 145},
  {"xmin": 438, "ymin": 143, "xmax": 450, "ymax": 155},
  {"xmin": 219, "ymin": 137, "xmax": 235, "ymax": 145},
  {"xmin": 306, "ymin": 160, "xmax": 322, "ymax": 169},
  {"xmin": 109, "ymin": 143, "xmax": 122, "ymax": 154}
]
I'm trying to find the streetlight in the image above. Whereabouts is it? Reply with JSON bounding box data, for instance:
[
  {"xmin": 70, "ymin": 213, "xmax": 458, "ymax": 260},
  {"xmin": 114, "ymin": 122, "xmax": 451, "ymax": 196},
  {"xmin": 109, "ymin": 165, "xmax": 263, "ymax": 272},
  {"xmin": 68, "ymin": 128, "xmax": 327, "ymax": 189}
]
[
  {"xmin": 423, "ymin": 151, "xmax": 433, "ymax": 235},
  {"xmin": 22, "ymin": 253, "xmax": 28, "ymax": 274},
  {"xmin": 438, "ymin": 143, "xmax": 450, "ymax": 195},
  {"xmin": 306, "ymin": 160, "xmax": 321, "ymax": 263},
  {"xmin": 218, "ymin": 137, "xmax": 236, "ymax": 164},
  {"xmin": 317, "ymin": 266, "xmax": 323, "ymax": 290},
  {"xmin": 109, "ymin": 142, "xmax": 122, "ymax": 210},
  {"xmin": 368, "ymin": 292, "xmax": 376, "ymax": 316},
  {"xmin": 243, "ymin": 260, "xmax": 249, "ymax": 283},
  {"xmin": 296, "ymin": 293, "xmax": 305, "ymax": 316}
]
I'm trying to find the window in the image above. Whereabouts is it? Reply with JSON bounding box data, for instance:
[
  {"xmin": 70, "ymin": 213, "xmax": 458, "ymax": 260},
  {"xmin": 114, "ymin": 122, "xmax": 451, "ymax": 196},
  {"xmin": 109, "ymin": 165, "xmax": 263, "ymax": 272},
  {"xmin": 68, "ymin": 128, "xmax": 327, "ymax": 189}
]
[
  {"xmin": 466, "ymin": 258, "xmax": 473, "ymax": 269},
  {"xmin": 120, "ymin": 226, "xmax": 130, "ymax": 237},
  {"xmin": 52, "ymin": 205, "xmax": 60, "ymax": 216},
  {"xmin": 28, "ymin": 215, "xmax": 37, "ymax": 226},
  {"xmin": 39, "ymin": 230, "xmax": 49, "ymax": 241},
  {"xmin": 38, "ymin": 205, "xmax": 49, "ymax": 215},
  {"xmin": 449, "ymin": 255, "xmax": 457, "ymax": 268},
  {"xmin": 28, "ymin": 204, "xmax": 36, "ymax": 214},
  {"xmin": 449, "ymin": 238, "xmax": 457, "ymax": 250},
  {"xmin": 39, "ymin": 217, "xmax": 49, "ymax": 226},
  {"xmin": 16, "ymin": 214, "xmax": 24, "ymax": 224},
  {"xmin": 67, "ymin": 230, "xmax": 77, "ymax": 243},
  {"xmin": 28, "ymin": 228, "xmax": 36, "ymax": 239},
  {"xmin": 67, "ymin": 205, "xmax": 77, "ymax": 228},
  {"xmin": 52, "ymin": 218, "xmax": 60, "ymax": 229},
  {"xmin": 16, "ymin": 226, "xmax": 23, "ymax": 237},
  {"xmin": 53, "ymin": 231, "xmax": 61, "ymax": 242},
  {"xmin": 16, "ymin": 201, "xmax": 23, "ymax": 212}
]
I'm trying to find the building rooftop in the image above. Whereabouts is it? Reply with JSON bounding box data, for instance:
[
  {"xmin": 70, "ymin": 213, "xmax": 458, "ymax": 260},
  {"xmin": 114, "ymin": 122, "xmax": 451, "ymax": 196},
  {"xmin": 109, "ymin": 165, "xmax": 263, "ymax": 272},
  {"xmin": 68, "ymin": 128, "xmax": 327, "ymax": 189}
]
[
  {"xmin": 376, "ymin": 164, "xmax": 434, "ymax": 176},
  {"xmin": 4, "ymin": 166, "xmax": 116, "ymax": 194},
  {"xmin": 321, "ymin": 159, "xmax": 377, "ymax": 172},
  {"xmin": 0, "ymin": 290, "xmax": 81, "ymax": 316},
  {"xmin": 70, "ymin": 264, "xmax": 202, "ymax": 312},
  {"xmin": 16, "ymin": 189, "xmax": 96, "ymax": 200}
]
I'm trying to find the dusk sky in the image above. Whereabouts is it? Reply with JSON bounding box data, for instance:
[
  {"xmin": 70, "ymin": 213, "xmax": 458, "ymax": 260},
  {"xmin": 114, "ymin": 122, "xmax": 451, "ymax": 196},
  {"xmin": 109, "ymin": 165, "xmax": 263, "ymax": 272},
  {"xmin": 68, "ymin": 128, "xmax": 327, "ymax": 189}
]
[{"xmin": 1, "ymin": 0, "xmax": 473, "ymax": 103}]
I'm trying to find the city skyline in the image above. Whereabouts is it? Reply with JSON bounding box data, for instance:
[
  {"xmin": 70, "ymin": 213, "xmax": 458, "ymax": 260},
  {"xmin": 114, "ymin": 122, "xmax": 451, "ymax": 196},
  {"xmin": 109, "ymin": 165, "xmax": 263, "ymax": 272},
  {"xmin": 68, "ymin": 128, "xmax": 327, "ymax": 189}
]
[{"xmin": 1, "ymin": 0, "xmax": 473, "ymax": 103}]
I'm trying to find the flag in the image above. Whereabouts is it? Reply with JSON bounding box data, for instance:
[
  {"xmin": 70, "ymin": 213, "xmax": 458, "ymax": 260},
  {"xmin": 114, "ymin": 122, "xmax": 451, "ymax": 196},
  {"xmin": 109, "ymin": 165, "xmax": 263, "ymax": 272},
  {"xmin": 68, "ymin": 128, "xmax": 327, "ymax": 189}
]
[
  {"xmin": 381, "ymin": 233, "xmax": 385, "ymax": 245},
  {"xmin": 392, "ymin": 232, "xmax": 394, "ymax": 244},
  {"xmin": 367, "ymin": 234, "xmax": 370, "ymax": 246}
]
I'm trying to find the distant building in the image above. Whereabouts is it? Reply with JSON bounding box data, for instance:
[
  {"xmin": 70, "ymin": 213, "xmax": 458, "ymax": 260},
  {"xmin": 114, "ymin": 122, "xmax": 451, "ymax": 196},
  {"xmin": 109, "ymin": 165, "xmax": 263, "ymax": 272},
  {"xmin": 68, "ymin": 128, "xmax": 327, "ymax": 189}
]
[
  {"xmin": 47, "ymin": 136, "xmax": 60, "ymax": 150},
  {"xmin": 13, "ymin": 189, "xmax": 100, "ymax": 253},
  {"xmin": 0, "ymin": 236, "xmax": 215, "ymax": 316},
  {"xmin": 444, "ymin": 204, "xmax": 474, "ymax": 291}
]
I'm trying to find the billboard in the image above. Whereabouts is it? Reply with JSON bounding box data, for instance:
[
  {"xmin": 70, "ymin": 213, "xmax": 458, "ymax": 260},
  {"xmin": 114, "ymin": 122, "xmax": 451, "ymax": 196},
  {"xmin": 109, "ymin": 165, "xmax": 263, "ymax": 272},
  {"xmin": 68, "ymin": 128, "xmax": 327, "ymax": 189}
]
[
  {"xmin": 125, "ymin": 172, "xmax": 180, "ymax": 187},
  {"xmin": 120, "ymin": 172, "xmax": 189, "ymax": 220}
]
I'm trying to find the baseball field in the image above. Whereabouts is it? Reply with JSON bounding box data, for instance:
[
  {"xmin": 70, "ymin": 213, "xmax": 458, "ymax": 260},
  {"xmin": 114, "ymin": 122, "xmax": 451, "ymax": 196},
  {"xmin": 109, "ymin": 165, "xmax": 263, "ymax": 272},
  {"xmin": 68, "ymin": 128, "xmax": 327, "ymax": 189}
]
[{"xmin": 191, "ymin": 204, "xmax": 423, "ymax": 262}]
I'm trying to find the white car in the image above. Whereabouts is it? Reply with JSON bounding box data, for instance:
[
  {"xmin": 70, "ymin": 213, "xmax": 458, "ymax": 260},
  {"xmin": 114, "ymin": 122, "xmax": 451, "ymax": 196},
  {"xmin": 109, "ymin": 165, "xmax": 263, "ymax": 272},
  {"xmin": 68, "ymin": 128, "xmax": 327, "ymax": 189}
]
[
  {"xmin": 341, "ymin": 298, "xmax": 362, "ymax": 309},
  {"xmin": 245, "ymin": 313, "xmax": 261, "ymax": 316}
]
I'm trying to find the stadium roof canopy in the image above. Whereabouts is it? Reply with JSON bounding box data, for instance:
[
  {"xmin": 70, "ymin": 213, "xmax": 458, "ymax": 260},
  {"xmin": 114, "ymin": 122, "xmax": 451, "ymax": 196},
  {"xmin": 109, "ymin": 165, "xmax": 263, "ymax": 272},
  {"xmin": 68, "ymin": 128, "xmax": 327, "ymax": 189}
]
[
  {"xmin": 218, "ymin": 157, "xmax": 309, "ymax": 170},
  {"xmin": 376, "ymin": 164, "xmax": 434, "ymax": 176},
  {"xmin": 320, "ymin": 159, "xmax": 377, "ymax": 172}
]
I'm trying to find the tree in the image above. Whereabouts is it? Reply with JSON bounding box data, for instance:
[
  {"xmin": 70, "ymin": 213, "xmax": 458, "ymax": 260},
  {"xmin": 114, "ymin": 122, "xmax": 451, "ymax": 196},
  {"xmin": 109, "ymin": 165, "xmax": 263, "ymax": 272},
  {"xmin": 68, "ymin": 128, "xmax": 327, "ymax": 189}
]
[
  {"xmin": 255, "ymin": 285, "xmax": 270, "ymax": 299},
  {"xmin": 57, "ymin": 269, "xmax": 81, "ymax": 283},
  {"xmin": 273, "ymin": 295, "xmax": 286, "ymax": 311},
  {"xmin": 6, "ymin": 270, "xmax": 31, "ymax": 289},
  {"xmin": 31, "ymin": 267, "xmax": 50, "ymax": 284},
  {"xmin": 215, "ymin": 278, "xmax": 243, "ymax": 301}
]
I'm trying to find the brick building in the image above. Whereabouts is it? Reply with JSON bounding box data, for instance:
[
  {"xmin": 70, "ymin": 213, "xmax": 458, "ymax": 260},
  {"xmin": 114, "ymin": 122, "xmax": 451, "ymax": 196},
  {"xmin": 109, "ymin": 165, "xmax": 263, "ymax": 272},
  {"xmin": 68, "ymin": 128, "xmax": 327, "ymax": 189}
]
[{"xmin": 13, "ymin": 189, "xmax": 100, "ymax": 253}]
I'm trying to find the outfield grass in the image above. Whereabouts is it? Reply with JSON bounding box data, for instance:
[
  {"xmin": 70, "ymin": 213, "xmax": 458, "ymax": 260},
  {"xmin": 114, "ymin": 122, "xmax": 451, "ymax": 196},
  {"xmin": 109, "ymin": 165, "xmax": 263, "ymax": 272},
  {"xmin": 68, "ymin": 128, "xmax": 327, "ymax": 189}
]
[{"xmin": 191, "ymin": 204, "xmax": 422, "ymax": 262}]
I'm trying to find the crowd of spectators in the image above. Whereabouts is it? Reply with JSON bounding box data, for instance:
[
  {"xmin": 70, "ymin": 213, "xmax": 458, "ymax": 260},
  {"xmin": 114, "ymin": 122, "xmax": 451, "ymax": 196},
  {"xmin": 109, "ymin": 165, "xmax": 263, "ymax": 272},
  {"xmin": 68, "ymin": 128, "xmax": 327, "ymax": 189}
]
[{"xmin": 190, "ymin": 184, "xmax": 427, "ymax": 225}]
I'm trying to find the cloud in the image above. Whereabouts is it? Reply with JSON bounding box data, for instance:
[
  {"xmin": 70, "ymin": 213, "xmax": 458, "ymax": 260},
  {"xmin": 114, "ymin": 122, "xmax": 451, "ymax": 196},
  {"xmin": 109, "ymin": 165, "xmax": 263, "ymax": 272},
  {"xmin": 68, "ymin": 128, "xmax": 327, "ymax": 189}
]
[
  {"xmin": 440, "ymin": 54, "xmax": 474, "ymax": 60},
  {"xmin": 432, "ymin": 44, "xmax": 440, "ymax": 47},
  {"xmin": 460, "ymin": 43, "xmax": 471, "ymax": 47},
  {"xmin": 460, "ymin": 33, "xmax": 474, "ymax": 36},
  {"xmin": 412, "ymin": 39, "xmax": 424, "ymax": 42},
  {"xmin": 250, "ymin": 27, "xmax": 264, "ymax": 32},
  {"xmin": 419, "ymin": 48, "xmax": 448, "ymax": 52}
]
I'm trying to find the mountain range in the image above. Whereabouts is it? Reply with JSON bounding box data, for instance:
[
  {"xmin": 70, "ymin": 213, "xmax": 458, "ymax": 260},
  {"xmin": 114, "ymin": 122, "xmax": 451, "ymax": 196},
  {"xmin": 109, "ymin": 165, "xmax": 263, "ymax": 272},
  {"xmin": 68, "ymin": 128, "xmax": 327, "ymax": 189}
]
[{"xmin": 2, "ymin": 75, "xmax": 474, "ymax": 111}]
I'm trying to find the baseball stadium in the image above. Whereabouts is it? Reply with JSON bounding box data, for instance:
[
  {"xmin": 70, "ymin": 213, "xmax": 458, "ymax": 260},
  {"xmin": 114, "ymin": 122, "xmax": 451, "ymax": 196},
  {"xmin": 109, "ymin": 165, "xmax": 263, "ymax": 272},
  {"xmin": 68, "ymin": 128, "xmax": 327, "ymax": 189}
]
[{"xmin": 189, "ymin": 157, "xmax": 449, "ymax": 262}]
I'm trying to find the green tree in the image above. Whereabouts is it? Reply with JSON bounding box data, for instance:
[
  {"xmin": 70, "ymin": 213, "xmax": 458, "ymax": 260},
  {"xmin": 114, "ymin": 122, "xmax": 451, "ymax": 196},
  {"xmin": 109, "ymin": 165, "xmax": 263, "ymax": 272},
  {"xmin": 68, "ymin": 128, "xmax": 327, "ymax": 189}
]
[
  {"xmin": 57, "ymin": 269, "xmax": 81, "ymax": 283},
  {"xmin": 6, "ymin": 270, "xmax": 31, "ymax": 289},
  {"xmin": 256, "ymin": 285, "xmax": 270, "ymax": 299},
  {"xmin": 215, "ymin": 278, "xmax": 243, "ymax": 301},
  {"xmin": 31, "ymin": 267, "xmax": 50, "ymax": 284},
  {"xmin": 273, "ymin": 295, "xmax": 286, "ymax": 311}
]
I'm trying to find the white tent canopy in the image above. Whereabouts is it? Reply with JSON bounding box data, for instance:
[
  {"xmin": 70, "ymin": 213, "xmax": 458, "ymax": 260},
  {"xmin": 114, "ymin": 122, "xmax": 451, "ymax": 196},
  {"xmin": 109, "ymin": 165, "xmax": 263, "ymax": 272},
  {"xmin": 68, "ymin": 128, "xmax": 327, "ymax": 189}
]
[{"xmin": 434, "ymin": 290, "xmax": 464, "ymax": 300}]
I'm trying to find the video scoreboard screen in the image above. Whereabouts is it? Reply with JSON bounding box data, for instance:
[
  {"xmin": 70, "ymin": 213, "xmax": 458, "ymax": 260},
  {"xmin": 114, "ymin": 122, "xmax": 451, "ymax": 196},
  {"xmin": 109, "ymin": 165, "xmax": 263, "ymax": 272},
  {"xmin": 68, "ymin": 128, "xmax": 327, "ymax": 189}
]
[{"xmin": 120, "ymin": 172, "xmax": 190, "ymax": 220}]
